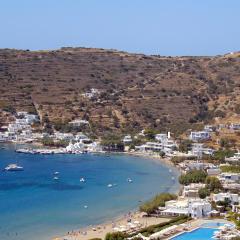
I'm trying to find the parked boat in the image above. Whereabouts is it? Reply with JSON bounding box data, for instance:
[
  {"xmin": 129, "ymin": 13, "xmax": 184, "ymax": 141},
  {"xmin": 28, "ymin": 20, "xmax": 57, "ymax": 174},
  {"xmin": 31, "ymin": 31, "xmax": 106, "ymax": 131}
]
[
  {"xmin": 80, "ymin": 177, "xmax": 85, "ymax": 182},
  {"xmin": 4, "ymin": 164, "xmax": 24, "ymax": 171},
  {"xmin": 127, "ymin": 178, "xmax": 133, "ymax": 183}
]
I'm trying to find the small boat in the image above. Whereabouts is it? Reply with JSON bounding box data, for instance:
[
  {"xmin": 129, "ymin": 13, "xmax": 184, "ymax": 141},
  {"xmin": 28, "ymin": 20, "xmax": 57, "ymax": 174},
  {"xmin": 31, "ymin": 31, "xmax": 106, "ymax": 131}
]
[
  {"xmin": 80, "ymin": 178, "xmax": 85, "ymax": 182},
  {"xmin": 169, "ymin": 169, "xmax": 172, "ymax": 173},
  {"xmin": 171, "ymin": 177, "xmax": 175, "ymax": 181},
  {"xmin": 54, "ymin": 171, "xmax": 59, "ymax": 175},
  {"xmin": 127, "ymin": 178, "xmax": 133, "ymax": 183},
  {"xmin": 84, "ymin": 205, "xmax": 88, "ymax": 209},
  {"xmin": 107, "ymin": 184, "xmax": 113, "ymax": 188},
  {"xmin": 4, "ymin": 164, "xmax": 24, "ymax": 171},
  {"xmin": 53, "ymin": 176, "xmax": 59, "ymax": 180}
]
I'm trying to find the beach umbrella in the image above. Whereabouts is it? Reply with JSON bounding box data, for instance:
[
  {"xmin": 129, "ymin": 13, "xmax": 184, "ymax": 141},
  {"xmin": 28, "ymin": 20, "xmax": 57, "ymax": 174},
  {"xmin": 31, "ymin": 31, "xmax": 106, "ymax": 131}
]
[{"xmin": 113, "ymin": 227, "xmax": 121, "ymax": 232}]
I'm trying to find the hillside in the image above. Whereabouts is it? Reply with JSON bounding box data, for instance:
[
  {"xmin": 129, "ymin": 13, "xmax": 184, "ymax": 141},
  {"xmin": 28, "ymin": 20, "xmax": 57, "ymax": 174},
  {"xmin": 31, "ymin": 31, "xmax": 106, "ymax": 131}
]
[{"xmin": 0, "ymin": 47, "xmax": 240, "ymax": 135}]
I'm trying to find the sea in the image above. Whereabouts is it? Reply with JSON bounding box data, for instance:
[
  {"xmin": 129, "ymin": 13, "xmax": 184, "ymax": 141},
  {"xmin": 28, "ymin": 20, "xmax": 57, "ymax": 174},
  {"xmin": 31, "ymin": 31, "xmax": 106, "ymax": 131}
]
[{"xmin": 0, "ymin": 144, "xmax": 179, "ymax": 240}]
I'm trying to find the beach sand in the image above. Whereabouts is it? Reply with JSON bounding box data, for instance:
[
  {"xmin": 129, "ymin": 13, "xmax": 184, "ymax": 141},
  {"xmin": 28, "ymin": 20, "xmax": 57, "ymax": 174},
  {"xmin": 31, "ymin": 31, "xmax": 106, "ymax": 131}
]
[{"xmin": 56, "ymin": 212, "xmax": 171, "ymax": 240}]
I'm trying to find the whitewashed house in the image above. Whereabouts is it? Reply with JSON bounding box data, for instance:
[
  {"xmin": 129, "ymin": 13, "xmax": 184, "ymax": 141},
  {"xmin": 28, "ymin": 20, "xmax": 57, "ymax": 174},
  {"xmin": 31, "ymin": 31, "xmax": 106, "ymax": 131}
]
[
  {"xmin": 75, "ymin": 133, "xmax": 91, "ymax": 142},
  {"xmin": 212, "ymin": 193, "xmax": 239, "ymax": 204},
  {"xmin": 219, "ymin": 173, "xmax": 240, "ymax": 182},
  {"xmin": 189, "ymin": 131, "xmax": 211, "ymax": 142},
  {"xmin": 155, "ymin": 133, "xmax": 168, "ymax": 142},
  {"xmin": 54, "ymin": 132, "xmax": 74, "ymax": 141},
  {"xmin": 204, "ymin": 125, "xmax": 215, "ymax": 132},
  {"xmin": 225, "ymin": 152, "xmax": 240, "ymax": 163},
  {"xmin": 159, "ymin": 199, "xmax": 212, "ymax": 218},
  {"xmin": 182, "ymin": 183, "xmax": 206, "ymax": 198},
  {"xmin": 69, "ymin": 119, "xmax": 89, "ymax": 127},
  {"xmin": 207, "ymin": 167, "xmax": 221, "ymax": 176},
  {"xmin": 0, "ymin": 132, "xmax": 9, "ymax": 142},
  {"xmin": 123, "ymin": 135, "xmax": 132, "ymax": 144},
  {"xmin": 25, "ymin": 114, "xmax": 38, "ymax": 124},
  {"xmin": 229, "ymin": 123, "xmax": 240, "ymax": 131}
]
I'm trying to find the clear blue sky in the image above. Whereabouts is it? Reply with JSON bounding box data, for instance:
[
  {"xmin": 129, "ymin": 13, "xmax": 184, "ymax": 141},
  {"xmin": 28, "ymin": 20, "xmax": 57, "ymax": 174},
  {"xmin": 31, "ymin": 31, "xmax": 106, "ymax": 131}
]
[{"xmin": 0, "ymin": 0, "xmax": 239, "ymax": 56}]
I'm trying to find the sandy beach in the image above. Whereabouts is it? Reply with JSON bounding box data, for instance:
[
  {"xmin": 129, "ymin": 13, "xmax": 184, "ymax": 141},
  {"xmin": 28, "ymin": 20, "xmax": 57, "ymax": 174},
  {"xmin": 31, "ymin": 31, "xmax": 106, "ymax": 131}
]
[{"xmin": 56, "ymin": 211, "xmax": 171, "ymax": 240}]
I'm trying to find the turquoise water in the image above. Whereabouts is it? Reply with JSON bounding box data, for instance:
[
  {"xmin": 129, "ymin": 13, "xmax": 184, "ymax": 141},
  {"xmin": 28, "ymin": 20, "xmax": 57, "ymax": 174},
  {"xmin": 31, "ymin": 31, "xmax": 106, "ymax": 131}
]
[
  {"xmin": 171, "ymin": 228, "xmax": 217, "ymax": 240},
  {"xmin": 0, "ymin": 144, "xmax": 179, "ymax": 240},
  {"xmin": 201, "ymin": 222, "xmax": 225, "ymax": 228}
]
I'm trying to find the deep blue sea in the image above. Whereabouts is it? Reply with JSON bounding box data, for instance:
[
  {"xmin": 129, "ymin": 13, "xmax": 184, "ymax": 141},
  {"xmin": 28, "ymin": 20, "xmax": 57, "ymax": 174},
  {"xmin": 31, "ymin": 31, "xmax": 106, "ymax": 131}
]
[{"xmin": 0, "ymin": 144, "xmax": 179, "ymax": 240}]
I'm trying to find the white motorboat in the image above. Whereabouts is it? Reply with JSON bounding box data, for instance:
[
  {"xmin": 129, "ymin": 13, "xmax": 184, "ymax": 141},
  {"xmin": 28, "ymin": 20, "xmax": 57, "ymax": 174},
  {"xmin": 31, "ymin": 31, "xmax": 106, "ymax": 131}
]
[
  {"xmin": 127, "ymin": 178, "xmax": 133, "ymax": 183},
  {"xmin": 53, "ymin": 176, "xmax": 59, "ymax": 180},
  {"xmin": 54, "ymin": 171, "xmax": 59, "ymax": 175},
  {"xmin": 80, "ymin": 177, "xmax": 85, "ymax": 182},
  {"xmin": 107, "ymin": 184, "xmax": 113, "ymax": 188},
  {"xmin": 4, "ymin": 164, "xmax": 24, "ymax": 171}
]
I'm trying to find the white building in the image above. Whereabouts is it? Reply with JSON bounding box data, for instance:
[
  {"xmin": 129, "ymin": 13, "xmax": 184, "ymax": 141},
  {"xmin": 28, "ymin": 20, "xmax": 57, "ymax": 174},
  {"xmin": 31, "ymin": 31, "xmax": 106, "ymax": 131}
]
[
  {"xmin": 219, "ymin": 173, "xmax": 240, "ymax": 182},
  {"xmin": 75, "ymin": 133, "xmax": 91, "ymax": 142},
  {"xmin": 155, "ymin": 133, "xmax": 168, "ymax": 142},
  {"xmin": 16, "ymin": 112, "xmax": 38, "ymax": 124},
  {"xmin": 123, "ymin": 135, "xmax": 132, "ymax": 144},
  {"xmin": 189, "ymin": 131, "xmax": 211, "ymax": 142},
  {"xmin": 207, "ymin": 167, "xmax": 221, "ymax": 176},
  {"xmin": 225, "ymin": 152, "xmax": 240, "ymax": 163},
  {"xmin": 66, "ymin": 141, "xmax": 102, "ymax": 153},
  {"xmin": 82, "ymin": 88, "xmax": 100, "ymax": 99},
  {"xmin": 212, "ymin": 193, "xmax": 239, "ymax": 204},
  {"xmin": 204, "ymin": 125, "xmax": 215, "ymax": 132},
  {"xmin": 229, "ymin": 123, "xmax": 240, "ymax": 130},
  {"xmin": 182, "ymin": 183, "xmax": 206, "ymax": 198},
  {"xmin": 189, "ymin": 200, "xmax": 212, "ymax": 219},
  {"xmin": 17, "ymin": 111, "xmax": 28, "ymax": 117},
  {"xmin": 190, "ymin": 143, "xmax": 203, "ymax": 158},
  {"xmin": 69, "ymin": 119, "xmax": 89, "ymax": 127},
  {"xmin": 54, "ymin": 132, "xmax": 74, "ymax": 141},
  {"xmin": 159, "ymin": 199, "xmax": 212, "ymax": 219},
  {"xmin": 25, "ymin": 114, "xmax": 38, "ymax": 124},
  {"xmin": 0, "ymin": 132, "xmax": 9, "ymax": 142},
  {"xmin": 135, "ymin": 142, "xmax": 163, "ymax": 152}
]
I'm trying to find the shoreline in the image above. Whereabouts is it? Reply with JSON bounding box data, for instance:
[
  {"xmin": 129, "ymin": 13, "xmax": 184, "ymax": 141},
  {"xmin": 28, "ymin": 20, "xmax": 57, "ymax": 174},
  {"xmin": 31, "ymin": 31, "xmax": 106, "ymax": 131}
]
[
  {"xmin": 1, "ymin": 143, "xmax": 182, "ymax": 240},
  {"xmin": 57, "ymin": 211, "xmax": 172, "ymax": 240},
  {"xmin": 55, "ymin": 152, "xmax": 181, "ymax": 240}
]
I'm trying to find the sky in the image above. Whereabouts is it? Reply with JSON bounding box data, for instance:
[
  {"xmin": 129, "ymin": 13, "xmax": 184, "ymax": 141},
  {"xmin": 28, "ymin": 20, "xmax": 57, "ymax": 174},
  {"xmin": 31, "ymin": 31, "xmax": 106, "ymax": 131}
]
[{"xmin": 0, "ymin": 0, "xmax": 239, "ymax": 56}]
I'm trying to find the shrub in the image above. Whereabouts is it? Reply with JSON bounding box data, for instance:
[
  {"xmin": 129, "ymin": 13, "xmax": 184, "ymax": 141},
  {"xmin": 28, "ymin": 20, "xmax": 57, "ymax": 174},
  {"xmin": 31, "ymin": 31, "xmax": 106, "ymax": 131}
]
[
  {"xmin": 179, "ymin": 170, "xmax": 207, "ymax": 185},
  {"xmin": 2, "ymin": 105, "xmax": 16, "ymax": 114},
  {"xmin": 139, "ymin": 193, "xmax": 177, "ymax": 214},
  {"xmin": 105, "ymin": 232, "xmax": 126, "ymax": 240},
  {"xmin": 198, "ymin": 187, "xmax": 210, "ymax": 199},
  {"xmin": 205, "ymin": 176, "xmax": 222, "ymax": 192},
  {"xmin": 213, "ymin": 149, "xmax": 235, "ymax": 162},
  {"xmin": 178, "ymin": 140, "xmax": 192, "ymax": 153},
  {"xmin": 220, "ymin": 165, "xmax": 240, "ymax": 173}
]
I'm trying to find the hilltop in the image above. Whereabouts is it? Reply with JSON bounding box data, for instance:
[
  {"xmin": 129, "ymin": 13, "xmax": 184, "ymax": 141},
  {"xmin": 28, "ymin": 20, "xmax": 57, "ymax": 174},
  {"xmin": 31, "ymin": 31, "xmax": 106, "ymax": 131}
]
[{"xmin": 0, "ymin": 47, "xmax": 240, "ymax": 136}]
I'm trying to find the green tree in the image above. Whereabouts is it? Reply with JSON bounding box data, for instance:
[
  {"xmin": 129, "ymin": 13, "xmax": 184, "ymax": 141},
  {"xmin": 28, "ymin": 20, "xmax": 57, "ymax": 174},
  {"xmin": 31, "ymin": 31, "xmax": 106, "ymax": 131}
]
[
  {"xmin": 139, "ymin": 193, "xmax": 177, "ymax": 215},
  {"xmin": 41, "ymin": 137, "xmax": 54, "ymax": 146},
  {"xmin": 220, "ymin": 165, "xmax": 240, "ymax": 173},
  {"xmin": 179, "ymin": 139, "xmax": 192, "ymax": 153},
  {"xmin": 198, "ymin": 187, "xmax": 210, "ymax": 199},
  {"xmin": 205, "ymin": 176, "xmax": 222, "ymax": 192},
  {"xmin": 179, "ymin": 170, "xmax": 207, "ymax": 185},
  {"xmin": 105, "ymin": 232, "xmax": 126, "ymax": 240},
  {"xmin": 144, "ymin": 129, "xmax": 157, "ymax": 140}
]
